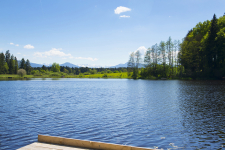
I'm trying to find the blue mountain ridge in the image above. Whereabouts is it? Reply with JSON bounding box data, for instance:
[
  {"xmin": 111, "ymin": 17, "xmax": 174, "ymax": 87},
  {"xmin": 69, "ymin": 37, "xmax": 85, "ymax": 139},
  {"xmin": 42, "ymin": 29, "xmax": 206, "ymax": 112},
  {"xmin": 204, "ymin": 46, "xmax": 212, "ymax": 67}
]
[{"xmin": 18, "ymin": 61, "xmax": 145, "ymax": 68}]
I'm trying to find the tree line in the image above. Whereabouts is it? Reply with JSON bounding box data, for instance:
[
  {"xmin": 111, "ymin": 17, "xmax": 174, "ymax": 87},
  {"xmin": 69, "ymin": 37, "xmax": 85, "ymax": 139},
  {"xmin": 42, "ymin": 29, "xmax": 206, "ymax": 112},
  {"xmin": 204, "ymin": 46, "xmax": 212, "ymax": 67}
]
[
  {"xmin": 128, "ymin": 37, "xmax": 182, "ymax": 79},
  {"xmin": 128, "ymin": 14, "xmax": 225, "ymax": 79},
  {"xmin": 33, "ymin": 63, "xmax": 127, "ymax": 75},
  {"xmin": 0, "ymin": 50, "xmax": 31, "ymax": 74},
  {"xmin": 180, "ymin": 14, "xmax": 225, "ymax": 79}
]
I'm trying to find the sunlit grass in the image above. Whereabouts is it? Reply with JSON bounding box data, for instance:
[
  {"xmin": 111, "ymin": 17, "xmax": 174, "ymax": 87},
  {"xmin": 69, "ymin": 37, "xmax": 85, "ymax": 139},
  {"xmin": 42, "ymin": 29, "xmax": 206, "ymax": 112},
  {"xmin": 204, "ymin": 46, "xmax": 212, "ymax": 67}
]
[{"xmin": 0, "ymin": 72, "xmax": 129, "ymax": 79}]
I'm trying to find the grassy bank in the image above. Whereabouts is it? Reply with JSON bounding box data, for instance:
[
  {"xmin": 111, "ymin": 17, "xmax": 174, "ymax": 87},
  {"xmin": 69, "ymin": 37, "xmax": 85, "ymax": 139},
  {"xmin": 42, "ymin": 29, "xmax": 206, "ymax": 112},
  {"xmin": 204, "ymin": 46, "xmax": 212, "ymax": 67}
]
[{"xmin": 0, "ymin": 72, "xmax": 129, "ymax": 79}]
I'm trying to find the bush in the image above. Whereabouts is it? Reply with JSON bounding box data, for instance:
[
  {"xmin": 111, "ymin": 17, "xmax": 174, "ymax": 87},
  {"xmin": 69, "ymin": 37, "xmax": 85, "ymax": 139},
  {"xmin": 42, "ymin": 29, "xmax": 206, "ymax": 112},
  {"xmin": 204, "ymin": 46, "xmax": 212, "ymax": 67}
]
[
  {"xmin": 17, "ymin": 69, "xmax": 26, "ymax": 77},
  {"xmin": 102, "ymin": 74, "xmax": 108, "ymax": 78}
]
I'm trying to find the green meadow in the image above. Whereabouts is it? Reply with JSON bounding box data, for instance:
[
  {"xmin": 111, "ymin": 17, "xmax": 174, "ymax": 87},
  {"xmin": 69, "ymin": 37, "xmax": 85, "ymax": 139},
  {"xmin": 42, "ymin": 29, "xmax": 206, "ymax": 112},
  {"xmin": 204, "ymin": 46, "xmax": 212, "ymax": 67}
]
[{"xmin": 0, "ymin": 72, "xmax": 129, "ymax": 79}]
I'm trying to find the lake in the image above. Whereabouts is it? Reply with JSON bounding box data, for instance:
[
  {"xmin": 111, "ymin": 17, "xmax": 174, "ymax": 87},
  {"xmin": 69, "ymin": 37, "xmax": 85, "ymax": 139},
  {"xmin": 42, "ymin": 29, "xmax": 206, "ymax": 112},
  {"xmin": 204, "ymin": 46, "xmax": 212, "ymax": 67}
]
[{"xmin": 0, "ymin": 79, "xmax": 225, "ymax": 149}]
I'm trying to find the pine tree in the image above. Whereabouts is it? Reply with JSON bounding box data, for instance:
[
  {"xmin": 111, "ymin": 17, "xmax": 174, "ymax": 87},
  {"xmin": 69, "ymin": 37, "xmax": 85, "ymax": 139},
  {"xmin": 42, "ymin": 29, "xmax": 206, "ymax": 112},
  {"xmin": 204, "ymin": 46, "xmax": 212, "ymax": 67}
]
[
  {"xmin": 5, "ymin": 50, "xmax": 10, "ymax": 65},
  {"xmin": 205, "ymin": 14, "xmax": 218, "ymax": 77},
  {"xmin": 20, "ymin": 58, "xmax": 26, "ymax": 69},
  {"xmin": 25, "ymin": 59, "xmax": 31, "ymax": 74},
  {"xmin": 14, "ymin": 57, "xmax": 19, "ymax": 74},
  {"xmin": 0, "ymin": 52, "xmax": 5, "ymax": 74},
  {"xmin": 9, "ymin": 55, "xmax": 15, "ymax": 74}
]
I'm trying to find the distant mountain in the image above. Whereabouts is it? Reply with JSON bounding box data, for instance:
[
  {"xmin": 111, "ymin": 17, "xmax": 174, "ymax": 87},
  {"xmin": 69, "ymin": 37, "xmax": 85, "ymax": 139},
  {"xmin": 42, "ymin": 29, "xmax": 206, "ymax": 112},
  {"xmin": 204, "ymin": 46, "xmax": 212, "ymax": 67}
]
[
  {"xmin": 76, "ymin": 64, "xmax": 110, "ymax": 68},
  {"xmin": 17, "ymin": 60, "xmax": 43, "ymax": 68},
  {"xmin": 17, "ymin": 61, "xmax": 145, "ymax": 68},
  {"xmin": 109, "ymin": 62, "xmax": 128, "ymax": 68},
  {"xmin": 109, "ymin": 62, "xmax": 145, "ymax": 68},
  {"xmin": 60, "ymin": 62, "xmax": 79, "ymax": 68},
  {"xmin": 30, "ymin": 63, "xmax": 43, "ymax": 68}
]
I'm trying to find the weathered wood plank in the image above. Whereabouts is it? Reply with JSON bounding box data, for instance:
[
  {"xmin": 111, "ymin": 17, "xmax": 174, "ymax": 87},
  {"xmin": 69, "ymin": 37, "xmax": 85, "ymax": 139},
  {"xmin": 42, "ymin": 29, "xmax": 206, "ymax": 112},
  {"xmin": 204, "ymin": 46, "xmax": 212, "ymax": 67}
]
[{"xmin": 38, "ymin": 135, "xmax": 154, "ymax": 150}]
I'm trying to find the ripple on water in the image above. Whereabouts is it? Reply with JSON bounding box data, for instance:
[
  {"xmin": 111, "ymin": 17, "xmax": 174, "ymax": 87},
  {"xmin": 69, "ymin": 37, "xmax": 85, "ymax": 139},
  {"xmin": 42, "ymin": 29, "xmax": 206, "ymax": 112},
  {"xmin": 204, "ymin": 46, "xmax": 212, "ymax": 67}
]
[{"xmin": 0, "ymin": 79, "xmax": 225, "ymax": 149}]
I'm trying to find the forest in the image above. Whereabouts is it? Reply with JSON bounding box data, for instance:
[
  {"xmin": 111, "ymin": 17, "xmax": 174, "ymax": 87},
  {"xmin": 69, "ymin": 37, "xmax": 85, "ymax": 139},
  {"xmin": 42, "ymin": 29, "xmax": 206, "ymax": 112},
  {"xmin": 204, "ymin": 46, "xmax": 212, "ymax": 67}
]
[{"xmin": 128, "ymin": 14, "xmax": 225, "ymax": 79}]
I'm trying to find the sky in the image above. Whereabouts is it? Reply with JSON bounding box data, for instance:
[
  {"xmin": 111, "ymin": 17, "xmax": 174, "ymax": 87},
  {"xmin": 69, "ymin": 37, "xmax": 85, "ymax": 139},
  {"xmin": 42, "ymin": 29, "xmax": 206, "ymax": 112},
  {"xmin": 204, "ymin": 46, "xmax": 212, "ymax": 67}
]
[{"xmin": 0, "ymin": 0, "xmax": 225, "ymax": 67}]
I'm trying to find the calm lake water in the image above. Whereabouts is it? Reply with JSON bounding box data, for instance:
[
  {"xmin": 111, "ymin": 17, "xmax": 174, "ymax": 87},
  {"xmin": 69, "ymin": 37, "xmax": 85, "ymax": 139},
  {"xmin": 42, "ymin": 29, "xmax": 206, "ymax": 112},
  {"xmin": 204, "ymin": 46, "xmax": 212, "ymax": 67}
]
[{"xmin": 0, "ymin": 79, "xmax": 225, "ymax": 149}]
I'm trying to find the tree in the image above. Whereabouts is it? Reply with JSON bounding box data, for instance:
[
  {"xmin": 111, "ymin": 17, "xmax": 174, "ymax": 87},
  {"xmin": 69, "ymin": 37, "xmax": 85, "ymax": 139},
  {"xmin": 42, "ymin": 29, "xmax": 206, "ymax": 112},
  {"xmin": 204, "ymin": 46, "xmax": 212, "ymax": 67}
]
[
  {"xmin": 20, "ymin": 58, "xmax": 26, "ymax": 69},
  {"xmin": 51, "ymin": 62, "xmax": 60, "ymax": 72},
  {"xmin": 159, "ymin": 41, "xmax": 166, "ymax": 77},
  {"xmin": 42, "ymin": 65, "xmax": 47, "ymax": 71},
  {"xmin": 4, "ymin": 62, "xmax": 9, "ymax": 74},
  {"xmin": 9, "ymin": 55, "xmax": 15, "ymax": 74},
  {"xmin": 17, "ymin": 69, "xmax": 26, "ymax": 77},
  {"xmin": 205, "ymin": 14, "xmax": 218, "ymax": 77},
  {"xmin": 127, "ymin": 52, "xmax": 135, "ymax": 77},
  {"xmin": 0, "ymin": 52, "xmax": 5, "ymax": 74},
  {"xmin": 14, "ymin": 57, "xmax": 19, "ymax": 74},
  {"xmin": 144, "ymin": 48, "xmax": 151, "ymax": 67},
  {"xmin": 25, "ymin": 59, "xmax": 31, "ymax": 74},
  {"xmin": 5, "ymin": 50, "xmax": 10, "ymax": 65}
]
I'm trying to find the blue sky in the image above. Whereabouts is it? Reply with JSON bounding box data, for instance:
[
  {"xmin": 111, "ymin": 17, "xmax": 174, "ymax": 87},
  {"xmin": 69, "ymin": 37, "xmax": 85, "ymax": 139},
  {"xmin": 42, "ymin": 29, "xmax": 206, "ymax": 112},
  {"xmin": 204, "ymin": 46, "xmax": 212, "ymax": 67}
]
[{"xmin": 0, "ymin": 0, "xmax": 225, "ymax": 67}]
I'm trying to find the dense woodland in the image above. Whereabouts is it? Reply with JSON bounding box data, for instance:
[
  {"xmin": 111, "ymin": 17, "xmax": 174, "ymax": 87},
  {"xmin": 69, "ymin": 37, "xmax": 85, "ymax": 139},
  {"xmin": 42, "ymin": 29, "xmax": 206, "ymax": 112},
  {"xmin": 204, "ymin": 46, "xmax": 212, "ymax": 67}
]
[
  {"xmin": 0, "ymin": 50, "xmax": 31, "ymax": 75},
  {"xmin": 128, "ymin": 14, "xmax": 225, "ymax": 79},
  {"xmin": 1, "ymin": 14, "xmax": 225, "ymax": 79}
]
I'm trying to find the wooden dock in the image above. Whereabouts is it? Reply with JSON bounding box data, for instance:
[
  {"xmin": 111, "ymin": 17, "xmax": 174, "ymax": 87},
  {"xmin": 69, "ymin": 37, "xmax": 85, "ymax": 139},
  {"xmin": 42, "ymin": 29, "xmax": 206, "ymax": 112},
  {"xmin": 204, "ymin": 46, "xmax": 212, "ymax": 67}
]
[{"xmin": 18, "ymin": 135, "xmax": 155, "ymax": 150}]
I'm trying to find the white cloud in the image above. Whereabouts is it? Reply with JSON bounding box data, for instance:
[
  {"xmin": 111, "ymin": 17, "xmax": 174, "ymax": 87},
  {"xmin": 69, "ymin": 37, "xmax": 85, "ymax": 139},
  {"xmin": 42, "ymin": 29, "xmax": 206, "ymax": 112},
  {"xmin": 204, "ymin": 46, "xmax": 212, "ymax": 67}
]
[
  {"xmin": 24, "ymin": 44, "xmax": 34, "ymax": 49},
  {"xmin": 17, "ymin": 52, "xmax": 21, "ymax": 54},
  {"xmin": 120, "ymin": 15, "xmax": 130, "ymax": 18},
  {"xmin": 10, "ymin": 43, "xmax": 14, "ymax": 45},
  {"xmin": 136, "ymin": 46, "xmax": 147, "ymax": 55},
  {"xmin": 75, "ymin": 57, "xmax": 98, "ymax": 61},
  {"xmin": 34, "ymin": 48, "xmax": 98, "ymax": 61},
  {"xmin": 114, "ymin": 6, "xmax": 131, "ymax": 14},
  {"xmin": 15, "ymin": 44, "xmax": 19, "ymax": 46},
  {"xmin": 44, "ymin": 48, "xmax": 71, "ymax": 57},
  {"xmin": 34, "ymin": 48, "xmax": 72, "ymax": 58}
]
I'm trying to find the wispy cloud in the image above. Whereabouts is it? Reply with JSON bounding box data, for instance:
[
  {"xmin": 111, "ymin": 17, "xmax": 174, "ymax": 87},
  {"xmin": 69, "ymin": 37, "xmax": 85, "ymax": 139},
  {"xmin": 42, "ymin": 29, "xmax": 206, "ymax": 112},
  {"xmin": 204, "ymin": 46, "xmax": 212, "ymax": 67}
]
[
  {"xmin": 24, "ymin": 44, "xmax": 34, "ymax": 49},
  {"xmin": 10, "ymin": 43, "xmax": 14, "ymax": 45},
  {"xmin": 17, "ymin": 52, "xmax": 21, "ymax": 54},
  {"xmin": 114, "ymin": 6, "xmax": 131, "ymax": 14},
  {"xmin": 120, "ymin": 15, "xmax": 130, "ymax": 18},
  {"xmin": 15, "ymin": 44, "xmax": 19, "ymax": 46}
]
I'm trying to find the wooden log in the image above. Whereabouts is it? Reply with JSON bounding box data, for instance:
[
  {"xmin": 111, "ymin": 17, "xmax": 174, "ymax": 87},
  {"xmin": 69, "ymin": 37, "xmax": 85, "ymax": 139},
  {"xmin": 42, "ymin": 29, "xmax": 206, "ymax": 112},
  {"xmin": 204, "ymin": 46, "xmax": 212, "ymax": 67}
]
[{"xmin": 38, "ymin": 135, "xmax": 154, "ymax": 150}]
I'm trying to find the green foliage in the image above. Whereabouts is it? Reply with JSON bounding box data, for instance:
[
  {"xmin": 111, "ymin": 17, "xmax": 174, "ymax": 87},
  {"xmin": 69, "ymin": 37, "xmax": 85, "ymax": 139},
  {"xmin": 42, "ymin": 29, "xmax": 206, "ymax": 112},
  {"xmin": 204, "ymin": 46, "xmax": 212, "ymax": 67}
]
[
  {"xmin": 0, "ymin": 52, "xmax": 5, "ymax": 74},
  {"xmin": 25, "ymin": 59, "xmax": 32, "ymax": 74},
  {"xmin": 180, "ymin": 14, "xmax": 225, "ymax": 79},
  {"xmin": 20, "ymin": 58, "xmax": 26, "ymax": 69},
  {"xmin": 102, "ymin": 74, "xmax": 108, "ymax": 78},
  {"xmin": 63, "ymin": 68, "xmax": 69, "ymax": 74},
  {"xmin": 51, "ymin": 62, "xmax": 60, "ymax": 72},
  {"xmin": 4, "ymin": 63, "xmax": 9, "ymax": 74},
  {"xmin": 17, "ymin": 69, "xmax": 26, "ymax": 77}
]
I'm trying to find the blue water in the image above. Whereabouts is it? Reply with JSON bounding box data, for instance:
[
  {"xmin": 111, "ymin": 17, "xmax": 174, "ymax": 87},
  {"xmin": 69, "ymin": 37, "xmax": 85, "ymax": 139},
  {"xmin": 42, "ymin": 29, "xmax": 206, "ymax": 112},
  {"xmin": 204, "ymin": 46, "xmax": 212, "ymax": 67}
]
[{"xmin": 0, "ymin": 79, "xmax": 225, "ymax": 149}]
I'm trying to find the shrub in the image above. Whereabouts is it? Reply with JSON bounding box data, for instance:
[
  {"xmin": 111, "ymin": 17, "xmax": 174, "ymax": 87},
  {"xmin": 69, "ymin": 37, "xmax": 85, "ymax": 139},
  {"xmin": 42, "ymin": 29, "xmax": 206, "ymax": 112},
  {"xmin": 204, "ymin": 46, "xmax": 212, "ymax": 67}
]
[
  {"xmin": 102, "ymin": 74, "xmax": 108, "ymax": 78},
  {"xmin": 17, "ymin": 69, "xmax": 26, "ymax": 77}
]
